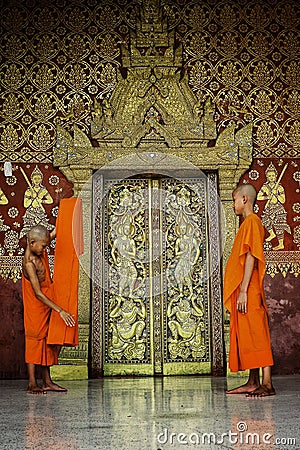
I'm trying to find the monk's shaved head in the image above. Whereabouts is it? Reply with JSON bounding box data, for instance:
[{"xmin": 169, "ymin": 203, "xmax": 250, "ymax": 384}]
[
  {"xmin": 28, "ymin": 224, "xmax": 50, "ymax": 242},
  {"xmin": 234, "ymin": 183, "xmax": 257, "ymax": 206}
]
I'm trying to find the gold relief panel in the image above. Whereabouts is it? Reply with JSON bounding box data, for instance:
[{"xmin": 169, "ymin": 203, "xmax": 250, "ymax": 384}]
[
  {"xmin": 0, "ymin": 122, "xmax": 26, "ymax": 151},
  {"xmin": 91, "ymin": 169, "xmax": 225, "ymax": 377},
  {"xmin": 162, "ymin": 179, "xmax": 209, "ymax": 365}
]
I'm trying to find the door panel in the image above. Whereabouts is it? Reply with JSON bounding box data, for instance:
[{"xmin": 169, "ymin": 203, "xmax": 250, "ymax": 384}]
[
  {"xmin": 104, "ymin": 178, "xmax": 152, "ymax": 375},
  {"xmin": 160, "ymin": 177, "xmax": 211, "ymax": 375}
]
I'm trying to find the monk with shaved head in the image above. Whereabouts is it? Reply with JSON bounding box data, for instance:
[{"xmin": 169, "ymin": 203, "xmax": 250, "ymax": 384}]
[{"xmin": 224, "ymin": 183, "xmax": 275, "ymax": 397}]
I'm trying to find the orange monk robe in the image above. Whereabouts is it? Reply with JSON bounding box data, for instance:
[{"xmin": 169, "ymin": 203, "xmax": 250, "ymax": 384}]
[
  {"xmin": 22, "ymin": 252, "xmax": 58, "ymax": 366},
  {"xmin": 48, "ymin": 197, "xmax": 84, "ymax": 346},
  {"xmin": 224, "ymin": 213, "xmax": 274, "ymax": 372}
]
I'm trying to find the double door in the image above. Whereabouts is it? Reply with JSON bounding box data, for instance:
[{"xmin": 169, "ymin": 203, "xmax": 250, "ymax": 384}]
[{"xmin": 91, "ymin": 173, "xmax": 224, "ymax": 376}]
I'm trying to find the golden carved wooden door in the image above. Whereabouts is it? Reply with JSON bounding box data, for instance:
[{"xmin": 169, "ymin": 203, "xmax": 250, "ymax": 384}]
[{"xmin": 91, "ymin": 173, "xmax": 224, "ymax": 377}]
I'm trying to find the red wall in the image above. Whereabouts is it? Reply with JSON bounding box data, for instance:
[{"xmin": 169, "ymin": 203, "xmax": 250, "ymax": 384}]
[
  {"xmin": 266, "ymin": 273, "xmax": 300, "ymax": 375},
  {"xmin": 0, "ymin": 278, "xmax": 26, "ymax": 378}
]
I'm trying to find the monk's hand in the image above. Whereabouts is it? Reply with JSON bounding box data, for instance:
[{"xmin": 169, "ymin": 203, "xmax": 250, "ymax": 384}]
[
  {"xmin": 59, "ymin": 309, "xmax": 76, "ymax": 327},
  {"xmin": 237, "ymin": 291, "xmax": 247, "ymax": 314}
]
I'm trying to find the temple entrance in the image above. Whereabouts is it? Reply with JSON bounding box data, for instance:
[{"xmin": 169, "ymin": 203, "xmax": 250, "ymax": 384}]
[
  {"xmin": 91, "ymin": 170, "xmax": 224, "ymax": 376},
  {"xmin": 52, "ymin": 0, "xmax": 253, "ymax": 376}
]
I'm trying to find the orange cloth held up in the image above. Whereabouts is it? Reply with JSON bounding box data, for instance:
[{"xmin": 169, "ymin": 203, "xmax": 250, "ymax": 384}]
[
  {"xmin": 224, "ymin": 213, "xmax": 274, "ymax": 372},
  {"xmin": 48, "ymin": 197, "xmax": 84, "ymax": 346},
  {"xmin": 22, "ymin": 252, "xmax": 58, "ymax": 366}
]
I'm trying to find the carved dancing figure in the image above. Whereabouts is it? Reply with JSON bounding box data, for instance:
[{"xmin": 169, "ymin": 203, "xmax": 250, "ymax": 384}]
[
  {"xmin": 111, "ymin": 215, "xmax": 138, "ymax": 298},
  {"xmin": 91, "ymin": 98, "xmax": 115, "ymax": 137},
  {"xmin": 193, "ymin": 92, "xmax": 205, "ymax": 122},
  {"xmin": 174, "ymin": 216, "xmax": 201, "ymax": 297},
  {"xmin": 167, "ymin": 297, "xmax": 204, "ymax": 343},
  {"xmin": 109, "ymin": 297, "xmax": 146, "ymax": 348},
  {"xmin": 102, "ymin": 98, "xmax": 114, "ymax": 128},
  {"xmin": 257, "ymin": 163, "xmax": 291, "ymax": 250}
]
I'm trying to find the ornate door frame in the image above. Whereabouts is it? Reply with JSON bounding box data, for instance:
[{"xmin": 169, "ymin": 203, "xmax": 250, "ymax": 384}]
[
  {"xmin": 90, "ymin": 159, "xmax": 225, "ymax": 377},
  {"xmin": 54, "ymin": 148, "xmax": 252, "ymax": 376}
]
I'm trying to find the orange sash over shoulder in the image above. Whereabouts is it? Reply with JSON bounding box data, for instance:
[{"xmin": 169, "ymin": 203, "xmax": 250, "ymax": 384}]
[
  {"xmin": 224, "ymin": 214, "xmax": 274, "ymax": 372},
  {"xmin": 22, "ymin": 252, "xmax": 58, "ymax": 366},
  {"xmin": 48, "ymin": 197, "xmax": 84, "ymax": 346}
]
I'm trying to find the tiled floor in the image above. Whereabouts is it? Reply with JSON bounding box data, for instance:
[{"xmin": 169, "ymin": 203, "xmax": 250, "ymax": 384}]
[{"xmin": 1, "ymin": 375, "xmax": 299, "ymax": 450}]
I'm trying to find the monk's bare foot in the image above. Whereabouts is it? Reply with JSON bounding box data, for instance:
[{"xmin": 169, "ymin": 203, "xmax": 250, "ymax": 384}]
[
  {"xmin": 226, "ymin": 382, "xmax": 259, "ymax": 395},
  {"xmin": 246, "ymin": 385, "xmax": 276, "ymax": 397},
  {"xmin": 42, "ymin": 382, "xmax": 67, "ymax": 392},
  {"xmin": 27, "ymin": 384, "xmax": 47, "ymax": 395}
]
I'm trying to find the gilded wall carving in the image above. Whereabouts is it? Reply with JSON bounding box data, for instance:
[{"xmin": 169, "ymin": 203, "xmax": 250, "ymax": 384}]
[{"xmin": 1, "ymin": 0, "xmax": 299, "ymax": 160}]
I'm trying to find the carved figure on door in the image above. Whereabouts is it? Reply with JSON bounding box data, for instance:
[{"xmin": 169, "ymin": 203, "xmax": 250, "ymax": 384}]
[
  {"xmin": 111, "ymin": 215, "xmax": 138, "ymax": 298},
  {"xmin": 174, "ymin": 216, "xmax": 201, "ymax": 297}
]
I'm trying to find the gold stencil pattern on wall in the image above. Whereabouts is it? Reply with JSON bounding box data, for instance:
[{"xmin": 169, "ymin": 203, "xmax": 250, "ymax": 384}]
[{"xmin": 0, "ymin": 0, "xmax": 299, "ymax": 162}]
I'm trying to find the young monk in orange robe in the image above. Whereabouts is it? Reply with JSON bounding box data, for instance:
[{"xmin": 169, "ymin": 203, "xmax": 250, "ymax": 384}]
[
  {"xmin": 22, "ymin": 225, "xmax": 75, "ymax": 394},
  {"xmin": 224, "ymin": 184, "xmax": 276, "ymax": 397}
]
